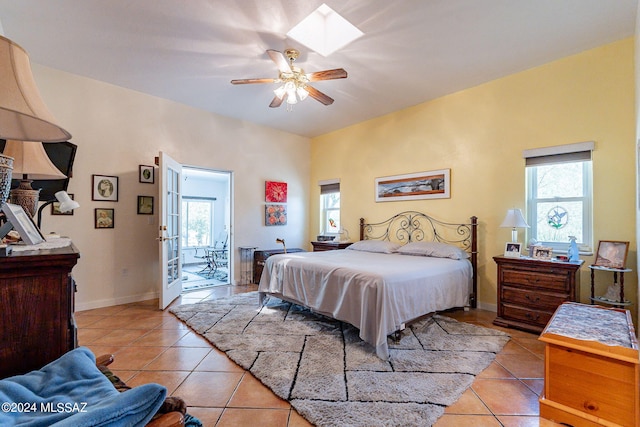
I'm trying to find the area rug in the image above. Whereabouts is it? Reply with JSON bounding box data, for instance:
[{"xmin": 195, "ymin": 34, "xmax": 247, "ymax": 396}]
[{"xmin": 170, "ymin": 292, "xmax": 509, "ymax": 427}]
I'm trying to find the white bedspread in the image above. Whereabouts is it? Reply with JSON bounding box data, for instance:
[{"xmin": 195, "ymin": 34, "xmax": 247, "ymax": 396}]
[{"xmin": 258, "ymin": 250, "xmax": 471, "ymax": 359}]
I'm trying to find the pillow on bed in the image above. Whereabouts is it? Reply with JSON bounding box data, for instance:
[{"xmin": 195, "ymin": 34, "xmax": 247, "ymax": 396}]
[
  {"xmin": 397, "ymin": 241, "xmax": 469, "ymax": 260},
  {"xmin": 346, "ymin": 240, "xmax": 401, "ymax": 254}
]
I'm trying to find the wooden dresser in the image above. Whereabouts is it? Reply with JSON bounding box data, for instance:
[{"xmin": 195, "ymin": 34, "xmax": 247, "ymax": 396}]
[
  {"xmin": 0, "ymin": 243, "xmax": 80, "ymax": 378},
  {"xmin": 311, "ymin": 241, "xmax": 352, "ymax": 251},
  {"xmin": 253, "ymin": 247, "xmax": 304, "ymax": 284},
  {"xmin": 493, "ymin": 255, "xmax": 583, "ymax": 333}
]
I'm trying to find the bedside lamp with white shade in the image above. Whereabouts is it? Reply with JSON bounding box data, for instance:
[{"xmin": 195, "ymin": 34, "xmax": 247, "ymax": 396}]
[{"xmin": 500, "ymin": 208, "xmax": 529, "ymax": 243}]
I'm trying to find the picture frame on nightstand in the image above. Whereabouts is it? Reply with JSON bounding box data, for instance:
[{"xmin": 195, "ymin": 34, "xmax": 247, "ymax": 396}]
[
  {"xmin": 504, "ymin": 242, "xmax": 521, "ymax": 258},
  {"xmin": 532, "ymin": 246, "xmax": 553, "ymax": 260}
]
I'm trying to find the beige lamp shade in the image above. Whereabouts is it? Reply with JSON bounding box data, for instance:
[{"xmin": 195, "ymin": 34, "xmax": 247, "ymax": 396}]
[
  {"xmin": 500, "ymin": 208, "xmax": 529, "ymax": 243},
  {"xmin": 0, "ymin": 35, "xmax": 71, "ymax": 142},
  {"xmin": 2, "ymin": 140, "xmax": 65, "ymax": 217},
  {"xmin": 3, "ymin": 140, "xmax": 65, "ymax": 179}
]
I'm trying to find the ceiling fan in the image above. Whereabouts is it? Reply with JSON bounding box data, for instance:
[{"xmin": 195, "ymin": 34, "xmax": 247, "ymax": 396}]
[{"xmin": 231, "ymin": 49, "xmax": 347, "ymax": 108}]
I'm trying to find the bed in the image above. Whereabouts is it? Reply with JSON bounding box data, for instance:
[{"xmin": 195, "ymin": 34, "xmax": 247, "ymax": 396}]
[{"xmin": 258, "ymin": 211, "xmax": 478, "ymax": 359}]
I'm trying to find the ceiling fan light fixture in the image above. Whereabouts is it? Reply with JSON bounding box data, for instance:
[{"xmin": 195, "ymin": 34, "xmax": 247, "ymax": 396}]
[
  {"xmin": 274, "ymin": 85, "xmax": 286, "ymax": 100},
  {"xmin": 296, "ymin": 86, "xmax": 309, "ymax": 101}
]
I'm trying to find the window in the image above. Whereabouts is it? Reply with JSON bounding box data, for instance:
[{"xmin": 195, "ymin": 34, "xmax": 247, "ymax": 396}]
[
  {"xmin": 319, "ymin": 180, "xmax": 340, "ymax": 235},
  {"xmin": 181, "ymin": 198, "xmax": 214, "ymax": 247},
  {"xmin": 524, "ymin": 142, "xmax": 594, "ymax": 252}
]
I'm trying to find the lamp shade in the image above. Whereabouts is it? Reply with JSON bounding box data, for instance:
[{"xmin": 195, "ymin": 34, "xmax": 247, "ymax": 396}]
[
  {"xmin": 0, "ymin": 35, "xmax": 71, "ymax": 142},
  {"xmin": 2, "ymin": 140, "xmax": 65, "ymax": 179},
  {"xmin": 500, "ymin": 209, "xmax": 529, "ymax": 229},
  {"xmin": 55, "ymin": 190, "xmax": 79, "ymax": 212}
]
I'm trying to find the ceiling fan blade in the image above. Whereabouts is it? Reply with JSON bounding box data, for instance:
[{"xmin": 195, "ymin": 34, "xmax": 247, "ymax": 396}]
[
  {"xmin": 269, "ymin": 95, "xmax": 284, "ymax": 108},
  {"xmin": 267, "ymin": 49, "xmax": 292, "ymax": 74},
  {"xmin": 230, "ymin": 78, "xmax": 276, "ymax": 85},
  {"xmin": 307, "ymin": 68, "xmax": 348, "ymax": 82},
  {"xmin": 306, "ymin": 85, "xmax": 334, "ymax": 105}
]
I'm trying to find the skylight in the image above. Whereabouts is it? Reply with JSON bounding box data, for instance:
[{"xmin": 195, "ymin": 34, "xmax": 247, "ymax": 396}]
[{"xmin": 286, "ymin": 4, "xmax": 363, "ymax": 57}]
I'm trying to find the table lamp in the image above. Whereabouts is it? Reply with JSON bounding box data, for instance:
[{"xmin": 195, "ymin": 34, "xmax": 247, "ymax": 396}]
[
  {"xmin": 500, "ymin": 208, "xmax": 529, "ymax": 243},
  {"xmin": 2, "ymin": 140, "xmax": 66, "ymax": 217},
  {"xmin": 37, "ymin": 190, "xmax": 79, "ymax": 228}
]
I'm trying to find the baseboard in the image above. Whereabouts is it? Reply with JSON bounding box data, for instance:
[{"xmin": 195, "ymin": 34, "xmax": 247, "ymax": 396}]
[
  {"xmin": 75, "ymin": 290, "xmax": 159, "ymax": 312},
  {"xmin": 477, "ymin": 302, "xmax": 497, "ymax": 312}
]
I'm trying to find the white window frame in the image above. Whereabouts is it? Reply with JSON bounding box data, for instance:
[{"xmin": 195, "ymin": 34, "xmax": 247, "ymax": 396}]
[
  {"xmin": 523, "ymin": 142, "xmax": 594, "ymax": 253},
  {"xmin": 181, "ymin": 197, "xmax": 215, "ymax": 248},
  {"xmin": 319, "ymin": 179, "xmax": 340, "ymax": 236}
]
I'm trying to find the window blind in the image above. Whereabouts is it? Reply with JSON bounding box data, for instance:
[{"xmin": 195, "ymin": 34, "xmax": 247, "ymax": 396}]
[{"xmin": 523, "ymin": 141, "xmax": 594, "ymax": 166}]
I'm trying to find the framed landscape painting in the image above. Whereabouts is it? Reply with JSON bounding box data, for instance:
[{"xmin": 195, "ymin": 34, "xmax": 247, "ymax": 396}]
[{"xmin": 375, "ymin": 169, "xmax": 450, "ymax": 202}]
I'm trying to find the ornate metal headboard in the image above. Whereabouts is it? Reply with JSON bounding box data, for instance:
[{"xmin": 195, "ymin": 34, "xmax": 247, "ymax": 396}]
[{"xmin": 359, "ymin": 211, "xmax": 478, "ymax": 308}]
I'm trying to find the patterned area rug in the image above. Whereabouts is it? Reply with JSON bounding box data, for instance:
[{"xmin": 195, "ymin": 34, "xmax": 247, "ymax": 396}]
[{"xmin": 170, "ymin": 292, "xmax": 509, "ymax": 427}]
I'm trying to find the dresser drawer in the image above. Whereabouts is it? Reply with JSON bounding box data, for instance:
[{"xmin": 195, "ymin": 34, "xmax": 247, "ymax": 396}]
[
  {"xmin": 501, "ymin": 268, "xmax": 570, "ymax": 292},
  {"xmin": 501, "ymin": 286, "xmax": 568, "ymax": 311},
  {"xmin": 502, "ymin": 303, "xmax": 554, "ymax": 328}
]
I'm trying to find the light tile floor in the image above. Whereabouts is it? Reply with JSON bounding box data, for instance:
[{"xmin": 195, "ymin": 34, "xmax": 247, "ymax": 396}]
[{"xmin": 76, "ymin": 285, "xmax": 564, "ymax": 426}]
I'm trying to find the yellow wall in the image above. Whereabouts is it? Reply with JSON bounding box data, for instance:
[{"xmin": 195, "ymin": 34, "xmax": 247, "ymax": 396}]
[{"xmin": 310, "ymin": 38, "xmax": 637, "ymax": 318}]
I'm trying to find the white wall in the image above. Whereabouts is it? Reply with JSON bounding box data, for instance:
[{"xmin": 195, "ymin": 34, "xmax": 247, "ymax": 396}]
[{"xmin": 31, "ymin": 64, "xmax": 310, "ymax": 311}]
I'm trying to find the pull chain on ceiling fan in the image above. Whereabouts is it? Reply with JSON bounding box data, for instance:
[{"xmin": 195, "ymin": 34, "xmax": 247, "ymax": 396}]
[{"xmin": 231, "ymin": 49, "xmax": 347, "ymax": 109}]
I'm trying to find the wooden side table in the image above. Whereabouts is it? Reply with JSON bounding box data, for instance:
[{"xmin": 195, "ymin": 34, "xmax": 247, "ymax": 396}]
[
  {"xmin": 589, "ymin": 264, "xmax": 632, "ymax": 308},
  {"xmin": 539, "ymin": 302, "xmax": 639, "ymax": 427},
  {"xmin": 311, "ymin": 241, "xmax": 352, "ymax": 251}
]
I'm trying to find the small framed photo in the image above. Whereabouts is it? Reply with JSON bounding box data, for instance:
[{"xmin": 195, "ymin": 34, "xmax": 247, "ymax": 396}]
[
  {"xmin": 594, "ymin": 240, "xmax": 629, "ymax": 269},
  {"xmin": 532, "ymin": 246, "xmax": 553, "ymax": 260},
  {"xmin": 92, "ymin": 174, "xmax": 118, "ymax": 201},
  {"xmin": 95, "ymin": 208, "xmax": 115, "ymax": 229},
  {"xmin": 137, "ymin": 195, "xmax": 154, "ymax": 215},
  {"xmin": 504, "ymin": 242, "xmax": 521, "ymax": 258},
  {"xmin": 1, "ymin": 203, "xmax": 45, "ymax": 245},
  {"xmin": 51, "ymin": 193, "xmax": 75, "ymax": 215},
  {"xmin": 139, "ymin": 165, "xmax": 155, "ymax": 184}
]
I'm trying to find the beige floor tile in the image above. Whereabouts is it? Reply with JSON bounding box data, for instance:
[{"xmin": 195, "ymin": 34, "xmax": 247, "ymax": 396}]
[
  {"xmin": 109, "ymin": 346, "xmax": 169, "ymax": 370},
  {"xmin": 144, "ymin": 347, "xmax": 211, "ymax": 371},
  {"xmin": 77, "ymin": 328, "xmax": 110, "ymax": 345},
  {"xmin": 194, "ymin": 348, "xmax": 245, "ymax": 373},
  {"xmin": 174, "ymin": 331, "xmax": 212, "ymax": 348},
  {"xmin": 434, "ymin": 414, "xmax": 502, "ymax": 426},
  {"xmin": 172, "ymin": 371, "xmax": 244, "ymax": 407},
  {"xmin": 477, "ymin": 361, "xmax": 516, "ymax": 379},
  {"xmin": 127, "ymin": 370, "xmax": 190, "ymax": 395},
  {"xmin": 185, "ymin": 407, "xmax": 224, "ymax": 426},
  {"xmin": 227, "ymin": 373, "xmax": 290, "ymax": 409},
  {"xmin": 495, "ymin": 352, "xmax": 544, "ymax": 378},
  {"xmin": 444, "ymin": 388, "xmax": 491, "ymax": 414},
  {"xmin": 133, "ymin": 328, "xmax": 188, "ymax": 346},
  {"xmin": 288, "ymin": 409, "xmax": 314, "ymax": 427},
  {"xmin": 92, "ymin": 329, "xmax": 150, "ymax": 346},
  {"xmin": 216, "ymin": 408, "xmax": 290, "ymax": 427},
  {"xmin": 497, "ymin": 415, "xmax": 566, "ymax": 426},
  {"xmin": 472, "ymin": 378, "xmax": 540, "ymax": 416}
]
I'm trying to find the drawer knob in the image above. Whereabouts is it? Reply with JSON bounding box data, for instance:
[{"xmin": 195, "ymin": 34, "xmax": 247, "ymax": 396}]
[
  {"xmin": 525, "ymin": 295, "xmax": 540, "ymax": 302},
  {"xmin": 583, "ymin": 400, "xmax": 599, "ymax": 412},
  {"xmin": 525, "ymin": 312, "xmax": 540, "ymax": 321}
]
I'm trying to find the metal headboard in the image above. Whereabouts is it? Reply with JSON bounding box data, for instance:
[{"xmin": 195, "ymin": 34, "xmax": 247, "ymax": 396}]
[{"xmin": 359, "ymin": 211, "xmax": 478, "ymax": 308}]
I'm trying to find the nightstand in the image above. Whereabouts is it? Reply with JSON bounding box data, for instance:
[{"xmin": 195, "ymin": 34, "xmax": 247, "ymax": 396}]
[
  {"xmin": 311, "ymin": 241, "xmax": 352, "ymax": 251},
  {"xmin": 493, "ymin": 255, "xmax": 583, "ymax": 333}
]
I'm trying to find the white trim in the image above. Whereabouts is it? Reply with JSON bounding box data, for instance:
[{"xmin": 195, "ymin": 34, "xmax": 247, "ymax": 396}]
[
  {"xmin": 318, "ymin": 178, "xmax": 340, "ymax": 186},
  {"xmin": 75, "ymin": 290, "xmax": 158, "ymax": 311},
  {"xmin": 522, "ymin": 141, "xmax": 595, "ymax": 158}
]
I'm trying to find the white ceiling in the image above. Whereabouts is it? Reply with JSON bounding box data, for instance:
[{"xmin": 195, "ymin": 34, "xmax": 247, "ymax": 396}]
[{"xmin": 0, "ymin": 0, "xmax": 636, "ymax": 138}]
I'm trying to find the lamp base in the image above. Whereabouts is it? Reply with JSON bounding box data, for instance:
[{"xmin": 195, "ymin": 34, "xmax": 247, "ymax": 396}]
[
  {"xmin": 10, "ymin": 180, "xmax": 40, "ymax": 217},
  {"xmin": 0, "ymin": 154, "xmax": 13, "ymax": 204},
  {"xmin": 511, "ymin": 229, "xmax": 518, "ymax": 243}
]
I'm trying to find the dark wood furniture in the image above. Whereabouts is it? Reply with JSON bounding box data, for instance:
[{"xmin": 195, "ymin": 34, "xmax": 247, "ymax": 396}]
[
  {"xmin": 493, "ymin": 255, "xmax": 583, "ymax": 333},
  {"xmin": 589, "ymin": 264, "xmax": 633, "ymax": 308},
  {"xmin": 253, "ymin": 247, "xmax": 304, "ymax": 284},
  {"xmin": 311, "ymin": 241, "xmax": 352, "ymax": 251},
  {"xmin": 0, "ymin": 243, "xmax": 80, "ymax": 378}
]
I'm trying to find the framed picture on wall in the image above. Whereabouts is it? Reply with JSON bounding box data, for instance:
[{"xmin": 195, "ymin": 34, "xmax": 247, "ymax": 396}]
[
  {"xmin": 95, "ymin": 208, "xmax": 115, "ymax": 229},
  {"xmin": 139, "ymin": 165, "xmax": 155, "ymax": 184},
  {"xmin": 92, "ymin": 175, "xmax": 118, "ymax": 201},
  {"xmin": 265, "ymin": 181, "xmax": 287, "ymax": 203},
  {"xmin": 375, "ymin": 169, "xmax": 450, "ymax": 202},
  {"xmin": 51, "ymin": 193, "xmax": 75, "ymax": 215},
  {"xmin": 137, "ymin": 196, "xmax": 154, "ymax": 215},
  {"xmin": 265, "ymin": 204, "xmax": 287, "ymax": 226}
]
